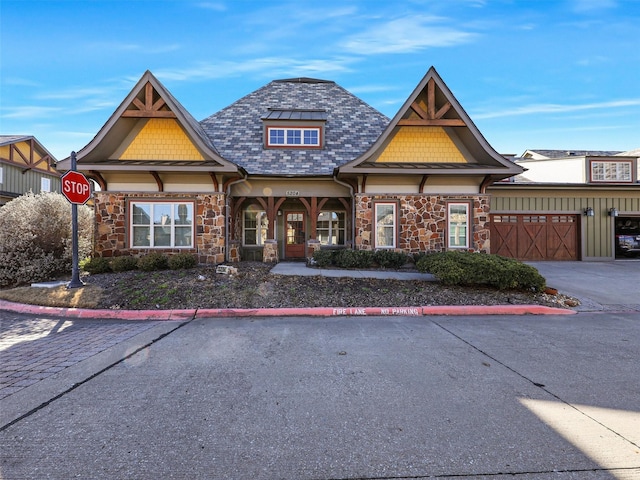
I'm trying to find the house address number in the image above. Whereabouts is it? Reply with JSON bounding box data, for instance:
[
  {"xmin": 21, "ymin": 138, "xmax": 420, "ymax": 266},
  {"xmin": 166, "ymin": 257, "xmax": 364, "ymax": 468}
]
[{"xmin": 285, "ymin": 190, "xmax": 300, "ymax": 196}]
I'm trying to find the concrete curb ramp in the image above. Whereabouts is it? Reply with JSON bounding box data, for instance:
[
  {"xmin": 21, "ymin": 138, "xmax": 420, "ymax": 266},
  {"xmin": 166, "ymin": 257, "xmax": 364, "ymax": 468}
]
[{"xmin": 0, "ymin": 299, "xmax": 575, "ymax": 321}]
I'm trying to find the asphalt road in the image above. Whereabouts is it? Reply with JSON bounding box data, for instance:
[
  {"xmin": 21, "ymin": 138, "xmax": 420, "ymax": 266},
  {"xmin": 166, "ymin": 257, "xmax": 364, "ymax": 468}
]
[{"xmin": 1, "ymin": 312, "xmax": 639, "ymax": 479}]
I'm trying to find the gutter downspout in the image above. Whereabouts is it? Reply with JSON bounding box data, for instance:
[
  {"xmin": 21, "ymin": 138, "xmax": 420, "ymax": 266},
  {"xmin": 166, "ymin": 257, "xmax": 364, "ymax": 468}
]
[
  {"xmin": 225, "ymin": 173, "xmax": 248, "ymax": 262},
  {"xmin": 333, "ymin": 175, "xmax": 356, "ymax": 250}
]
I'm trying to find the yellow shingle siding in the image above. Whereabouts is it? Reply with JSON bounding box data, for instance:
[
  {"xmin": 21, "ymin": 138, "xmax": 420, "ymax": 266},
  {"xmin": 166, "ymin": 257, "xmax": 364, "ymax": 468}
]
[
  {"xmin": 119, "ymin": 119, "xmax": 205, "ymax": 161},
  {"xmin": 375, "ymin": 126, "xmax": 468, "ymax": 163}
]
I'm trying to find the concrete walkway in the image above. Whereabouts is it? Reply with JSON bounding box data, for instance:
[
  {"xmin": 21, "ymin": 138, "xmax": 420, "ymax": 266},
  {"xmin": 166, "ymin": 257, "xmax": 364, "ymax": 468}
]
[{"xmin": 271, "ymin": 261, "xmax": 436, "ymax": 280}]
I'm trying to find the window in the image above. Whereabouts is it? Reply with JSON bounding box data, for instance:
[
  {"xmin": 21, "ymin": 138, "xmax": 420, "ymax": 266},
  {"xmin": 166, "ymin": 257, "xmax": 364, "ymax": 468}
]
[
  {"xmin": 0, "ymin": 167, "xmax": 3, "ymax": 184},
  {"xmin": 41, "ymin": 177, "xmax": 51, "ymax": 192},
  {"xmin": 317, "ymin": 211, "xmax": 345, "ymax": 245},
  {"xmin": 374, "ymin": 203, "xmax": 396, "ymax": 248},
  {"xmin": 591, "ymin": 161, "xmax": 632, "ymax": 183},
  {"xmin": 448, "ymin": 203, "xmax": 469, "ymax": 249},
  {"xmin": 130, "ymin": 202, "xmax": 193, "ymax": 248},
  {"xmin": 266, "ymin": 127, "xmax": 321, "ymax": 147},
  {"xmin": 243, "ymin": 210, "xmax": 269, "ymax": 245}
]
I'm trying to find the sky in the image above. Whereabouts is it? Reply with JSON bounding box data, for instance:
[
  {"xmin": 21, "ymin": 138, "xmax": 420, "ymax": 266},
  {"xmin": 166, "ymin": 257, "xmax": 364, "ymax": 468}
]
[{"xmin": 1, "ymin": 0, "xmax": 639, "ymax": 160}]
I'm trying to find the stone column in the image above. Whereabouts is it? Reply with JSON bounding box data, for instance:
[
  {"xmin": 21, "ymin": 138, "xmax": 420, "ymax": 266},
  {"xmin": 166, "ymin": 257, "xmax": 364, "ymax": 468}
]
[
  {"xmin": 262, "ymin": 239, "xmax": 279, "ymax": 263},
  {"xmin": 228, "ymin": 240, "xmax": 241, "ymax": 263}
]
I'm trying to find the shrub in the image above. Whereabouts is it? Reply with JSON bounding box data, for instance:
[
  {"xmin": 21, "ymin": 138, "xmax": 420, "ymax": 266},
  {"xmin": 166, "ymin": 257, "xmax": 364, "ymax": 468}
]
[
  {"xmin": 168, "ymin": 252, "xmax": 198, "ymax": 270},
  {"xmin": 110, "ymin": 255, "xmax": 139, "ymax": 272},
  {"xmin": 82, "ymin": 257, "xmax": 112, "ymax": 274},
  {"xmin": 0, "ymin": 192, "xmax": 94, "ymax": 287},
  {"xmin": 334, "ymin": 249, "xmax": 373, "ymax": 269},
  {"xmin": 312, "ymin": 249, "xmax": 334, "ymax": 268},
  {"xmin": 137, "ymin": 252, "xmax": 169, "ymax": 271},
  {"xmin": 373, "ymin": 249, "xmax": 409, "ymax": 269},
  {"xmin": 416, "ymin": 251, "xmax": 546, "ymax": 291}
]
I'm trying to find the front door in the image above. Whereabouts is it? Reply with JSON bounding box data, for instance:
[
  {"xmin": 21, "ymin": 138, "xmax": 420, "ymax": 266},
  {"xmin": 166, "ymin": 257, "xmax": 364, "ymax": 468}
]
[{"xmin": 285, "ymin": 212, "xmax": 306, "ymax": 259}]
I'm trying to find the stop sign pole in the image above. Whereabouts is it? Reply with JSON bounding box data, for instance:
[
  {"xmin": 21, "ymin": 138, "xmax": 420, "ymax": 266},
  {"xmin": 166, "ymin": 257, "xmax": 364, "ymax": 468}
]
[{"xmin": 66, "ymin": 151, "xmax": 85, "ymax": 289}]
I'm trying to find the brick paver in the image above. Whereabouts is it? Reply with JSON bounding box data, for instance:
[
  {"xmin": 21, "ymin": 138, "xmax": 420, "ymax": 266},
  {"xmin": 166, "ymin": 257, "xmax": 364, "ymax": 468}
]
[{"xmin": 0, "ymin": 316, "xmax": 161, "ymax": 400}]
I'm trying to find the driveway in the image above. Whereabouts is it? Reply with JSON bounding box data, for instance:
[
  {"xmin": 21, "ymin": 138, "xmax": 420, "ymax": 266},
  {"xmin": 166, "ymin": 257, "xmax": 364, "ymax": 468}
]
[{"xmin": 527, "ymin": 260, "xmax": 640, "ymax": 311}]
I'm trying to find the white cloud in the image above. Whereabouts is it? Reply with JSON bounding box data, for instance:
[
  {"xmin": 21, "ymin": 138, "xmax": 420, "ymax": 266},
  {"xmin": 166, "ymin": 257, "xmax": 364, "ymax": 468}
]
[
  {"xmin": 1, "ymin": 106, "xmax": 62, "ymax": 120},
  {"xmin": 341, "ymin": 15, "xmax": 477, "ymax": 54},
  {"xmin": 473, "ymin": 98, "xmax": 640, "ymax": 119},
  {"xmin": 154, "ymin": 57, "xmax": 356, "ymax": 82},
  {"xmin": 570, "ymin": 0, "xmax": 617, "ymax": 13}
]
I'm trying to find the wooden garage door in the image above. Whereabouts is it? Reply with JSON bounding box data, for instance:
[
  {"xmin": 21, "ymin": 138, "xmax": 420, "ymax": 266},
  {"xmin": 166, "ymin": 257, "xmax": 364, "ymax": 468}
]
[{"xmin": 490, "ymin": 214, "xmax": 579, "ymax": 260}]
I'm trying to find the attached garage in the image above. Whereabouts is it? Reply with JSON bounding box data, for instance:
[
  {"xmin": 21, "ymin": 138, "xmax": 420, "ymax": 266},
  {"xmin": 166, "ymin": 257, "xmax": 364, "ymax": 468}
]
[
  {"xmin": 490, "ymin": 214, "xmax": 579, "ymax": 260},
  {"xmin": 487, "ymin": 183, "xmax": 640, "ymax": 261}
]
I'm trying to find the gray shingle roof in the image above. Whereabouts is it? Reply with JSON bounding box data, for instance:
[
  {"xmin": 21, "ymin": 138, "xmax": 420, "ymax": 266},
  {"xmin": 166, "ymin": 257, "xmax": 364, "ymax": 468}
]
[
  {"xmin": 200, "ymin": 79, "xmax": 390, "ymax": 176},
  {"xmin": 527, "ymin": 149, "xmax": 623, "ymax": 158}
]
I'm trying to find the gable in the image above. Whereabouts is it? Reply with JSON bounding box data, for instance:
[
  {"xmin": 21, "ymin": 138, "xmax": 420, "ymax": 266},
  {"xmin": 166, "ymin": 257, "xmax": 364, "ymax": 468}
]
[
  {"xmin": 374, "ymin": 126, "xmax": 470, "ymax": 164},
  {"xmin": 337, "ymin": 67, "xmax": 523, "ymax": 180},
  {"xmin": 0, "ymin": 136, "xmax": 59, "ymax": 176},
  {"xmin": 115, "ymin": 118, "xmax": 205, "ymax": 161},
  {"xmin": 56, "ymin": 71, "xmax": 239, "ymax": 174}
]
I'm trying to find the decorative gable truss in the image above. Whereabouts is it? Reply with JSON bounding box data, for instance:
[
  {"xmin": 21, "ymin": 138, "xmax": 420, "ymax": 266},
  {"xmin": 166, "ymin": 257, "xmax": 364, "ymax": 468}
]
[
  {"xmin": 0, "ymin": 136, "xmax": 59, "ymax": 176},
  {"xmin": 121, "ymin": 82, "xmax": 177, "ymax": 119},
  {"xmin": 398, "ymin": 77, "xmax": 466, "ymax": 127}
]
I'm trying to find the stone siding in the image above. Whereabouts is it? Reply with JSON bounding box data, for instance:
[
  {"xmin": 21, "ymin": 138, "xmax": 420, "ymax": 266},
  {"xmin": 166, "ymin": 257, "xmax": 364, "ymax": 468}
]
[
  {"xmin": 93, "ymin": 192, "xmax": 227, "ymax": 264},
  {"xmin": 355, "ymin": 194, "xmax": 490, "ymax": 254}
]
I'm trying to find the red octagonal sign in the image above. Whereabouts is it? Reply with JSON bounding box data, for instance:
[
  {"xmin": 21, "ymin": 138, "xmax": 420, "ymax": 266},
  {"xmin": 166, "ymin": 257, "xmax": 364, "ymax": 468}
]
[{"xmin": 61, "ymin": 170, "xmax": 91, "ymax": 204}]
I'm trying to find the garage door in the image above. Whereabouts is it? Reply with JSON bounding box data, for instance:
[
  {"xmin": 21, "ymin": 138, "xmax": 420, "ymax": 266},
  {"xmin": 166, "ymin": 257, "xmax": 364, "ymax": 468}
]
[{"xmin": 490, "ymin": 214, "xmax": 579, "ymax": 260}]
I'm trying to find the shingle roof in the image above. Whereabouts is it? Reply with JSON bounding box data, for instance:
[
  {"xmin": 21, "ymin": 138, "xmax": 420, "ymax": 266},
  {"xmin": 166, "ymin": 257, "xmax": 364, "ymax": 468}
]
[
  {"xmin": 526, "ymin": 149, "xmax": 623, "ymax": 158},
  {"xmin": 200, "ymin": 79, "xmax": 390, "ymax": 176}
]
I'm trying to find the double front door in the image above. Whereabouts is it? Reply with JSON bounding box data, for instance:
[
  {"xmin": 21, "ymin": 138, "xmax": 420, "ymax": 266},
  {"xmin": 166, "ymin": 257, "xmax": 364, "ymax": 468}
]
[{"xmin": 285, "ymin": 212, "xmax": 306, "ymax": 259}]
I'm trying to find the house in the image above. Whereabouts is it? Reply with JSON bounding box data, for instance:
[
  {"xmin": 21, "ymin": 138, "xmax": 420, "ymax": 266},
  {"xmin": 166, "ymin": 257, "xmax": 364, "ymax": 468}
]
[
  {"xmin": 0, "ymin": 135, "xmax": 61, "ymax": 206},
  {"xmin": 56, "ymin": 67, "xmax": 525, "ymax": 264},
  {"xmin": 487, "ymin": 149, "xmax": 640, "ymax": 260}
]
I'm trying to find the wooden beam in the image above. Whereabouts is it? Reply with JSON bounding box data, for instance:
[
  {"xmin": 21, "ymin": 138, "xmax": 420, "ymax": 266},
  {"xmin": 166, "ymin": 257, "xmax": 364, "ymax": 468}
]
[
  {"xmin": 150, "ymin": 171, "xmax": 163, "ymax": 192},
  {"xmin": 434, "ymin": 102, "xmax": 452, "ymax": 119},
  {"xmin": 89, "ymin": 170, "xmax": 107, "ymax": 191},
  {"xmin": 410, "ymin": 101, "xmax": 429, "ymax": 120},
  {"xmin": 427, "ymin": 78, "xmax": 436, "ymax": 119},
  {"xmin": 397, "ymin": 118, "xmax": 465, "ymax": 127},
  {"xmin": 209, "ymin": 172, "xmax": 219, "ymax": 191},
  {"xmin": 121, "ymin": 110, "xmax": 176, "ymax": 118},
  {"xmin": 419, "ymin": 175, "xmax": 428, "ymax": 193}
]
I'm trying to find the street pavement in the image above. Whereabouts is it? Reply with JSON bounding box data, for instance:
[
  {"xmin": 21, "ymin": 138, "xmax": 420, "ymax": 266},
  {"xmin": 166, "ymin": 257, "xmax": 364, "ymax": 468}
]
[
  {"xmin": 0, "ymin": 313, "xmax": 639, "ymax": 479},
  {"xmin": 0, "ymin": 260, "xmax": 639, "ymax": 479}
]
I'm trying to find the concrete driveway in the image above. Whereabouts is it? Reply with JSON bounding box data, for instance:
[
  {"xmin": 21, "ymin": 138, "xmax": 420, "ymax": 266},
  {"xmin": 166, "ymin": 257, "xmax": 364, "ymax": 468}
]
[{"xmin": 528, "ymin": 260, "xmax": 640, "ymax": 311}]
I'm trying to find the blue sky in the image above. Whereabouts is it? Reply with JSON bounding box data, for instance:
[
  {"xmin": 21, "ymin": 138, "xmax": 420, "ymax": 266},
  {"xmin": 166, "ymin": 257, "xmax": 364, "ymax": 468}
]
[{"xmin": 1, "ymin": 0, "xmax": 639, "ymax": 160}]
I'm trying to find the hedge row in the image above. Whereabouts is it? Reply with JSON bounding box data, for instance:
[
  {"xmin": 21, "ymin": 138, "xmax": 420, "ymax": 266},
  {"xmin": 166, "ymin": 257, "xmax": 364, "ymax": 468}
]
[
  {"xmin": 416, "ymin": 251, "xmax": 546, "ymax": 291},
  {"xmin": 312, "ymin": 249, "xmax": 410, "ymax": 269},
  {"xmin": 82, "ymin": 252, "xmax": 198, "ymax": 274}
]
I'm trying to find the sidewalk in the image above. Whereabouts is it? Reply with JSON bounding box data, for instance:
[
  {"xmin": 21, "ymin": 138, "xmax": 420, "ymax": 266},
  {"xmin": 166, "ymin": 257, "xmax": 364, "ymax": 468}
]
[{"xmin": 0, "ymin": 262, "xmax": 576, "ymax": 321}]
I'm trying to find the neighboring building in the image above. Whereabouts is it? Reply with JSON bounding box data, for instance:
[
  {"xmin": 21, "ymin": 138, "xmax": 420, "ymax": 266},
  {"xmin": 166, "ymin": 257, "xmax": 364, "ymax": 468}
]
[
  {"xmin": 0, "ymin": 135, "xmax": 61, "ymax": 205},
  {"xmin": 487, "ymin": 149, "xmax": 640, "ymax": 260},
  {"xmin": 56, "ymin": 67, "xmax": 523, "ymax": 263}
]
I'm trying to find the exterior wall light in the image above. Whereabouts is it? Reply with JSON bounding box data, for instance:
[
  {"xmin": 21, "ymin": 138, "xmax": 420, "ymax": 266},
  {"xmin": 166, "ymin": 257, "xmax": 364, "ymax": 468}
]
[
  {"xmin": 609, "ymin": 207, "xmax": 619, "ymax": 217},
  {"xmin": 584, "ymin": 207, "xmax": 594, "ymax": 217}
]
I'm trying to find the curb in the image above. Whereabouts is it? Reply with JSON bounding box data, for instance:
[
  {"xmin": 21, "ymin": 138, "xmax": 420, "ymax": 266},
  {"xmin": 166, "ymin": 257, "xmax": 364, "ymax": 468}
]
[{"xmin": 0, "ymin": 299, "xmax": 575, "ymax": 321}]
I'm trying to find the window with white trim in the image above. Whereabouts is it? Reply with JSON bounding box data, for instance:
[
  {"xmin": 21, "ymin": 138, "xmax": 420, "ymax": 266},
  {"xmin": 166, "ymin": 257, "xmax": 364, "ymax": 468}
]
[
  {"xmin": 0, "ymin": 167, "xmax": 3, "ymax": 184},
  {"xmin": 590, "ymin": 161, "xmax": 632, "ymax": 182},
  {"xmin": 131, "ymin": 202, "xmax": 194, "ymax": 248},
  {"xmin": 41, "ymin": 177, "xmax": 51, "ymax": 192},
  {"xmin": 266, "ymin": 127, "xmax": 321, "ymax": 147},
  {"xmin": 448, "ymin": 203, "xmax": 469, "ymax": 249},
  {"xmin": 243, "ymin": 209, "xmax": 270, "ymax": 245},
  {"xmin": 317, "ymin": 211, "xmax": 345, "ymax": 245},
  {"xmin": 374, "ymin": 203, "xmax": 396, "ymax": 249}
]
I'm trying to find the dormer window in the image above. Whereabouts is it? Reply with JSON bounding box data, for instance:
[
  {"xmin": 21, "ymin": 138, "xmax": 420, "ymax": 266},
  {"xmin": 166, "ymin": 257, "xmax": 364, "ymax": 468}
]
[{"xmin": 263, "ymin": 109, "xmax": 326, "ymax": 149}]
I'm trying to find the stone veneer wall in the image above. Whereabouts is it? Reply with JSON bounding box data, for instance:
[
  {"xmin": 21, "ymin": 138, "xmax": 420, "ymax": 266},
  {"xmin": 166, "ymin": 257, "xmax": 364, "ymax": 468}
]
[
  {"xmin": 93, "ymin": 192, "xmax": 227, "ymax": 264},
  {"xmin": 355, "ymin": 194, "xmax": 490, "ymax": 254}
]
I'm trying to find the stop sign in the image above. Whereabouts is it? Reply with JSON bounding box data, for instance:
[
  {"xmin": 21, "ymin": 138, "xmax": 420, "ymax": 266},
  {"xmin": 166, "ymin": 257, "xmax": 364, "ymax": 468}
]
[{"xmin": 61, "ymin": 170, "xmax": 91, "ymax": 204}]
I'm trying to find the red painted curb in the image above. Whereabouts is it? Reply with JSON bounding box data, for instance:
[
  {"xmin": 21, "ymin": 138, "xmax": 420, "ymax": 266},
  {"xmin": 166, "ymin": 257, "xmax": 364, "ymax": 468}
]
[{"xmin": 1, "ymin": 299, "xmax": 574, "ymax": 320}]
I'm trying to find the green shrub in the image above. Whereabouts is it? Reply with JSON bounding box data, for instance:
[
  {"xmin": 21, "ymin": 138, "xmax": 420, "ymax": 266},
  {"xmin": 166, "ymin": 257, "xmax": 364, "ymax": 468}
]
[
  {"xmin": 0, "ymin": 192, "xmax": 94, "ymax": 287},
  {"xmin": 110, "ymin": 255, "xmax": 139, "ymax": 272},
  {"xmin": 416, "ymin": 251, "xmax": 546, "ymax": 291},
  {"xmin": 168, "ymin": 252, "xmax": 198, "ymax": 270},
  {"xmin": 334, "ymin": 249, "xmax": 373, "ymax": 269},
  {"xmin": 82, "ymin": 257, "xmax": 112, "ymax": 274},
  {"xmin": 137, "ymin": 252, "xmax": 169, "ymax": 271},
  {"xmin": 373, "ymin": 249, "xmax": 409, "ymax": 269},
  {"xmin": 312, "ymin": 249, "xmax": 334, "ymax": 268}
]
